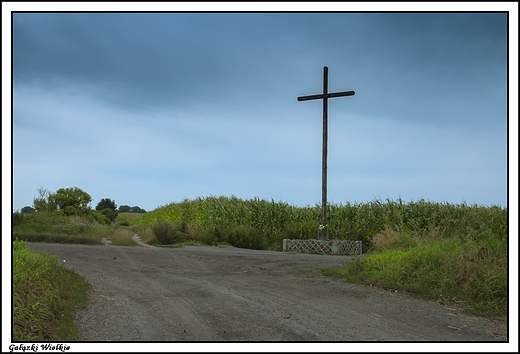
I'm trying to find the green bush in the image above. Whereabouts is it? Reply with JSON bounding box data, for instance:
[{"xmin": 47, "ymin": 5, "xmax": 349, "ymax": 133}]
[
  {"xmin": 228, "ymin": 225, "xmax": 265, "ymax": 250},
  {"xmin": 202, "ymin": 219, "xmax": 231, "ymax": 245},
  {"xmin": 99, "ymin": 208, "xmax": 118, "ymax": 222},
  {"xmin": 151, "ymin": 221, "xmax": 188, "ymax": 244}
]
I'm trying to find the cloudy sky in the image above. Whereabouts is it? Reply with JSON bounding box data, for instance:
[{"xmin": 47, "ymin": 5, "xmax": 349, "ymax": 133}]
[{"xmin": 6, "ymin": 5, "xmax": 514, "ymax": 213}]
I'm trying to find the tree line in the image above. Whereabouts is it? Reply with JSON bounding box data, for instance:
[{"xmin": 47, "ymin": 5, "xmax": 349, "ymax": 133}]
[{"xmin": 18, "ymin": 186, "xmax": 146, "ymax": 222}]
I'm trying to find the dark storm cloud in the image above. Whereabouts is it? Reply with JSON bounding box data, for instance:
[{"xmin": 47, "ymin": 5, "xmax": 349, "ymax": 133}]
[
  {"xmin": 344, "ymin": 13, "xmax": 508, "ymax": 127},
  {"xmin": 13, "ymin": 13, "xmax": 309, "ymax": 111},
  {"xmin": 14, "ymin": 13, "xmax": 222, "ymax": 110},
  {"xmin": 13, "ymin": 13, "xmax": 378, "ymax": 115}
]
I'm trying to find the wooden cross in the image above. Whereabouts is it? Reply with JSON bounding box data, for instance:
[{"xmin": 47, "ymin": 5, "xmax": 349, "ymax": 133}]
[{"xmin": 298, "ymin": 66, "xmax": 355, "ymax": 240}]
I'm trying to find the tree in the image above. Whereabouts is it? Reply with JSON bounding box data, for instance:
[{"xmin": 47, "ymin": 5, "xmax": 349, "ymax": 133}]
[
  {"xmin": 21, "ymin": 206, "xmax": 36, "ymax": 214},
  {"xmin": 129, "ymin": 206, "xmax": 146, "ymax": 213},
  {"xmin": 96, "ymin": 198, "xmax": 117, "ymax": 211},
  {"xmin": 33, "ymin": 187, "xmax": 56, "ymax": 213},
  {"xmin": 118, "ymin": 205, "xmax": 146, "ymax": 213},
  {"xmin": 118, "ymin": 205, "xmax": 131, "ymax": 213},
  {"xmin": 49, "ymin": 187, "xmax": 92, "ymax": 216}
]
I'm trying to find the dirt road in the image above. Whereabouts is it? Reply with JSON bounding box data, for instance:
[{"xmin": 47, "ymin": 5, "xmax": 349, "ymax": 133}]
[{"xmin": 28, "ymin": 241, "xmax": 507, "ymax": 342}]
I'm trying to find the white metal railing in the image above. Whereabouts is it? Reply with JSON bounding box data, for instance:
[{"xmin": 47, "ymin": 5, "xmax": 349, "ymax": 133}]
[{"xmin": 283, "ymin": 239, "xmax": 362, "ymax": 255}]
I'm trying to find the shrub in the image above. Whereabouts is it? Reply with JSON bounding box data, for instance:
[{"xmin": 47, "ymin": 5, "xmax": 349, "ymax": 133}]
[
  {"xmin": 151, "ymin": 221, "xmax": 188, "ymax": 244},
  {"xmin": 99, "ymin": 208, "xmax": 118, "ymax": 222},
  {"xmin": 228, "ymin": 225, "xmax": 265, "ymax": 250}
]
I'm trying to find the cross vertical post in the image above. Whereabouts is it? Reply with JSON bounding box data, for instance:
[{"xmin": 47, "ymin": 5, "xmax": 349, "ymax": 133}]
[
  {"xmin": 297, "ymin": 66, "xmax": 355, "ymax": 240},
  {"xmin": 322, "ymin": 67, "xmax": 329, "ymax": 241}
]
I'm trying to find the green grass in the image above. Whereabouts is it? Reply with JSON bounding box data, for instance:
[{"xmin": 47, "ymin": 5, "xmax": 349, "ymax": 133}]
[
  {"xmin": 12, "ymin": 212, "xmax": 147, "ymax": 246},
  {"xmin": 322, "ymin": 232, "xmax": 507, "ymax": 317},
  {"xmin": 12, "ymin": 239, "xmax": 91, "ymax": 341}
]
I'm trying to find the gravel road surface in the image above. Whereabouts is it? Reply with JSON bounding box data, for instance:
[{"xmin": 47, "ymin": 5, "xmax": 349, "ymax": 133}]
[{"xmin": 28, "ymin": 241, "xmax": 507, "ymax": 342}]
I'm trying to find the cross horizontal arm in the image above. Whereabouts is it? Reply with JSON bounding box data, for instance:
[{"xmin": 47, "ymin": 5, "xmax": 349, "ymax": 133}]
[
  {"xmin": 297, "ymin": 90, "xmax": 355, "ymax": 101},
  {"xmin": 327, "ymin": 90, "xmax": 355, "ymax": 99}
]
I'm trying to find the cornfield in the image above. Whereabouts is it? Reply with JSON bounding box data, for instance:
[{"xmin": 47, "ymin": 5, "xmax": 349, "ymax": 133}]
[{"xmin": 138, "ymin": 196, "xmax": 507, "ymax": 251}]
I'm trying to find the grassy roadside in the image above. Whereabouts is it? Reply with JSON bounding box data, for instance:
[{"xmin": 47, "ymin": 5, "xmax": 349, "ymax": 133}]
[
  {"xmin": 12, "ymin": 213, "xmax": 146, "ymax": 246},
  {"xmin": 322, "ymin": 228, "xmax": 507, "ymax": 317},
  {"xmin": 12, "ymin": 239, "xmax": 91, "ymax": 341}
]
